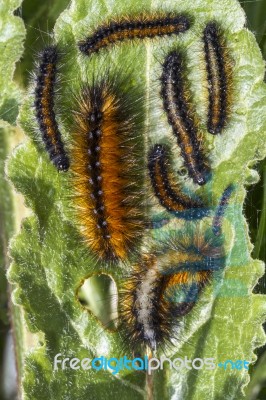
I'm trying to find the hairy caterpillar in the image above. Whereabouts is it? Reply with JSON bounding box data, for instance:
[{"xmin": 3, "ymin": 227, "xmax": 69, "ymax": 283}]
[
  {"xmin": 120, "ymin": 186, "xmax": 233, "ymax": 352},
  {"xmin": 78, "ymin": 14, "xmax": 190, "ymax": 56},
  {"xmin": 161, "ymin": 50, "xmax": 208, "ymax": 186},
  {"xmin": 203, "ymin": 22, "xmax": 232, "ymax": 134},
  {"xmin": 34, "ymin": 46, "xmax": 69, "ymax": 171},
  {"xmin": 70, "ymin": 78, "xmax": 145, "ymax": 262}
]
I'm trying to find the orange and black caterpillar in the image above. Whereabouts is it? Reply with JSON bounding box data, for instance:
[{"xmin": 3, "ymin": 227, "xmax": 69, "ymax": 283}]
[
  {"xmin": 203, "ymin": 22, "xmax": 231, "ymax": 134},
  {"xmin": 148, "ymin": 144, "xmax": 205, "ymax": 218},
  {"xmin": 34, "ymin": 46, "xmax": 69, "ymax": 171},
  {"xmin": 120, "ymin": 227, "xmax": 224, "ymax": 352},
  {"xmin": 78, "ymin": 14, "xmax": 190, "ymax": 56},
  {"xmin": 70, "ymin": 78, "xmax": 145, "ymax": 262},
  {"xmin": 120, "ymin": 185, "xmax": 233, "ymax": 352},
  {"xmin": 161, "ymin": 50, "xmax": 209, "ymax": 186}
]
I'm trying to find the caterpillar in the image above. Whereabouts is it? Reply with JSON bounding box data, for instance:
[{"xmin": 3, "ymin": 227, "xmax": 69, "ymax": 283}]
[
  {"xmin": 161, "ymin": 50, "xmax": 208, "ymax": 186},
  {"xmin": 78, "ymin": 14, "xmax": 190, "ymax": 56},
  {"xmin": 120, "ymin": 186, "xmax": 233, "ymax": 352},
  {"xmin": 34, "ymin": 45, "xmax": 69, "ymax": 171},
  {"xmin": 212, "ymin": 184, "xmax": 234, "ymax": 236},
  {"xmin": 70, "ymin": 78, "xmax": 145, "ymax": 262},
  {"xmin": 203, "ymin": 22, "xmax": 231, "ymax": 135},
  {"xmin": 120, "ymin": 226, "xmax": 225, "ymax": 352},
  {"xmin": 148, "ymin": 144, "xmax": 205, "ymax": 217}
]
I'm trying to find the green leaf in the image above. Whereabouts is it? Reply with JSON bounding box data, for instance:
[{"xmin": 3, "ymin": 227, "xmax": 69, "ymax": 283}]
[
  {"xmin": 0, "ymin": 0, "xmax": 26, "ymax": 270},
  {"xmin": 7, "ymin": 0, "xmax": 266, "ymax": 399},
  {"xmin": 0, "ymin": 0, "xmax": 26, "ymax": 396},
  {"xmin": 0, "ymin": 0, "xmax": 25, "ymax": 124}
]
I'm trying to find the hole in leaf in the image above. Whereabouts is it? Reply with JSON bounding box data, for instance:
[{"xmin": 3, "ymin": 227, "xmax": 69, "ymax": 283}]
[{"xmin": 77, "ymin": 274, "xmax": 118, "ymax": 330}]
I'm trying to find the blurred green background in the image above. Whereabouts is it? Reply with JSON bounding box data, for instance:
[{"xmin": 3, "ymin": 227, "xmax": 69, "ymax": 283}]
[{"xmin": 0, "ymin": 0, "xmax": 266, "ymax": 399}]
